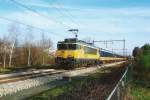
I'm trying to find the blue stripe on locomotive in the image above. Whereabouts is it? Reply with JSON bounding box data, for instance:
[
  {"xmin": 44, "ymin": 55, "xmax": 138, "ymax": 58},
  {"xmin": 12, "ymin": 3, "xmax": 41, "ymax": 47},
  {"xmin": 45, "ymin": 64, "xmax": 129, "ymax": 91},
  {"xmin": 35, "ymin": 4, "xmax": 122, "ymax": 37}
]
[{"xmin": 100, "ymin": 50, "xmax": 123, "ymax": 57}]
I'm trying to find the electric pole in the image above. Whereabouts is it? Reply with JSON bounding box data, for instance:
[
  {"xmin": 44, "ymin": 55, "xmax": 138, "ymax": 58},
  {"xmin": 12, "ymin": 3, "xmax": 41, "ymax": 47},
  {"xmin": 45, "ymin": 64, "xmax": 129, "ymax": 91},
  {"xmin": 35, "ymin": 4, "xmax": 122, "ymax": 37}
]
[{"xmin": 93, "ymin": 39, "xmax": 126, "ymax": 57}]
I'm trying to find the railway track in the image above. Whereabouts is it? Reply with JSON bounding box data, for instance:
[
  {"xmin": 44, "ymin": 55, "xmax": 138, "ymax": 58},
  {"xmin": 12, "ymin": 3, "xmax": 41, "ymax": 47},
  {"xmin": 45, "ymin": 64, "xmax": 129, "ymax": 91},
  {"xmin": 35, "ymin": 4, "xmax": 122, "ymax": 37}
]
[
  {"xmin": 0, "ymin": 61, "xmax": 126, "ymax": 84},
  {"xmin": 0, "ymin": 69, "xmax": 65, "ymax": 84},
  {"xmin": 0, "ymin": 61, "xmax": 126, "ymax": 99}
]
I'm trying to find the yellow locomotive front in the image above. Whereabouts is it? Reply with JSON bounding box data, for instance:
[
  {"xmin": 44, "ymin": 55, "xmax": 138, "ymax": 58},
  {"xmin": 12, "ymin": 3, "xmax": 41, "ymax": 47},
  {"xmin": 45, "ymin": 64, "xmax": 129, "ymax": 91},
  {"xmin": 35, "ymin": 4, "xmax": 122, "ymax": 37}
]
[{"xmin": 55, "ymin": 38, "xmax": 100, "ymax": 69}]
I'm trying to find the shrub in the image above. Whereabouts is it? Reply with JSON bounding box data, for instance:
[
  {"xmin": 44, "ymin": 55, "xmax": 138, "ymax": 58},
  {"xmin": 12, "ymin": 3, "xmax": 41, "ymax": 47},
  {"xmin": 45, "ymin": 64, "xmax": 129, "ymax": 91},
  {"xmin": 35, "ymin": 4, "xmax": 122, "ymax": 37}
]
[{"xmin": 133, "ymin": 44, "xmax": 150, "ymax": 71}]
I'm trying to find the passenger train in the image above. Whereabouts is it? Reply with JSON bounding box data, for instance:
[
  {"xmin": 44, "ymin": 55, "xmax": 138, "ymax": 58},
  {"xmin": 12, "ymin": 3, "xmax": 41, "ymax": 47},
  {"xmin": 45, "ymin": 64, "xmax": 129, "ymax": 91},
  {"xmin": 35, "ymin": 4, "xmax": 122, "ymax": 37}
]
[{"xmin": 55, "ymin": 38, "xmax": 126, "ymax": 69}]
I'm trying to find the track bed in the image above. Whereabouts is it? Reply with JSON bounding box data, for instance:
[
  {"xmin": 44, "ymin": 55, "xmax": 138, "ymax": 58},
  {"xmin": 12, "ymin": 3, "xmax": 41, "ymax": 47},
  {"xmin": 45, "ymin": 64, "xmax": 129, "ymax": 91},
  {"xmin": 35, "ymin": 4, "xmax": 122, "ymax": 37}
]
[{"xmin": 29, "ymin": 63, "xmax": 127, "ymax": 100}]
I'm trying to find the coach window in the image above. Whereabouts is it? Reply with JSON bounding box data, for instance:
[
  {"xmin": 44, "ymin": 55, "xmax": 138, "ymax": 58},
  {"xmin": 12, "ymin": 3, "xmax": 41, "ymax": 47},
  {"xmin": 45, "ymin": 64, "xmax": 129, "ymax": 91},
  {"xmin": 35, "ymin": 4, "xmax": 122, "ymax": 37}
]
[{"xmin": 84, "ymin": 47, "xmax": 97, "ymax": 54}]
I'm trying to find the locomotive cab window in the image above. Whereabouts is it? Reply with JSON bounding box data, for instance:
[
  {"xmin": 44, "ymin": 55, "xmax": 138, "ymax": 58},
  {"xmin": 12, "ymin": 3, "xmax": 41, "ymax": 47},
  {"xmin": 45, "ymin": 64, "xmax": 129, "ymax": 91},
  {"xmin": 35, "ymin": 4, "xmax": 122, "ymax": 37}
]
[
  {"xmin": 57, "ymin": 44, "xmax": 67, "ymax": 50},
  {"xmin": 84, "ymin": 46, "xmax": 97, "ymax": 54},
  {"xmin": 57, "ymin": 43, "xmax": 81, "ymax": 50}
]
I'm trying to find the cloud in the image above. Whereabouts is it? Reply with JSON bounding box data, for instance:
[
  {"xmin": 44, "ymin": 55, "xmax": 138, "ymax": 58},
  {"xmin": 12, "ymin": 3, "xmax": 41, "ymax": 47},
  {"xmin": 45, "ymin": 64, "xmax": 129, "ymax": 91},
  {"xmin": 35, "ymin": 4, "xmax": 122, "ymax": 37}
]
[
  {"xmin": 2, "ymin": 10, "xmax": 69, "ymax": 31},
  {"xmin": 69, "ymin": 7, "xmax": 150, "ymax": 34},
  {"xmin": 0, "ymin": 2, "xmax": 150, "ymax": 53},
  {"xmin": 1, "ymin": 5, "xmax": 150, "ymax": 35},
  {"xmin": 17, "ymin": 0, "xmax": 81, "ymax": 11}
]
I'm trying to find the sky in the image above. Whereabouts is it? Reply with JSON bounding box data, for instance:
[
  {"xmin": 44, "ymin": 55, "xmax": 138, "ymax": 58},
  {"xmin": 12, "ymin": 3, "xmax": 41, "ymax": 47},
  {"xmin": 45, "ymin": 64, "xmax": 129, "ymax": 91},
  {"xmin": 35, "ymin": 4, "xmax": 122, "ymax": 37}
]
[{"xmin": 0, "ymin": 0, "xmax": 150, "ymax": 55}]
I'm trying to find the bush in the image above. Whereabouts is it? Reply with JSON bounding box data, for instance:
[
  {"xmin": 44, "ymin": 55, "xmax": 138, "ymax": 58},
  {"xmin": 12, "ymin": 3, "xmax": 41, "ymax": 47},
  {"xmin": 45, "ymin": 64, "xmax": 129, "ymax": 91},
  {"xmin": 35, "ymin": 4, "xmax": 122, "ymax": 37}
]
[
  {"xmin": 138, "ymin": 54, "xmax": 150, "ymax": 69},
  {"xmin": 133, "ymin": 44, "xmax": 150, "ymax": 71}
]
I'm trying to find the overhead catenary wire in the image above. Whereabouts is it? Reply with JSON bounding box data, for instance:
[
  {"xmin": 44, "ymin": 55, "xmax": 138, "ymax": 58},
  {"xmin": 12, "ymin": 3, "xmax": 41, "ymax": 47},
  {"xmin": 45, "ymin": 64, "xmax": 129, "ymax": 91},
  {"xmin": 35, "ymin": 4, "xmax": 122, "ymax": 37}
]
[
  {"xmin": 42, "ymin": 0, "xmax": 79, "ymax": 28},
  {"xmin": 9, "ymin": 0, "xmax": 72, "ymax": 30},
  {"xmin": 0, "ymin": 16, "xmax": 65, "ymax": 37},
  {"xmin": 54, "ymin": 0, "xmax": 81, "ymax": 26}
]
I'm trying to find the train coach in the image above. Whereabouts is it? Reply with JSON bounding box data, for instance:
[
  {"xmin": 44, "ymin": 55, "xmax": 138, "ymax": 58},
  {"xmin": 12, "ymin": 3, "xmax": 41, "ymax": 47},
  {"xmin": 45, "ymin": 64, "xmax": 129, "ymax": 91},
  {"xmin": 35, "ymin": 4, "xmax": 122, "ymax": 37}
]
[
  {"xmin": 55, "ymin": 38, "xmax": 126, "ymax": 69},
  {"xmin": 100, "ymin": 49, "xmax": 126, "ymax": 63}
]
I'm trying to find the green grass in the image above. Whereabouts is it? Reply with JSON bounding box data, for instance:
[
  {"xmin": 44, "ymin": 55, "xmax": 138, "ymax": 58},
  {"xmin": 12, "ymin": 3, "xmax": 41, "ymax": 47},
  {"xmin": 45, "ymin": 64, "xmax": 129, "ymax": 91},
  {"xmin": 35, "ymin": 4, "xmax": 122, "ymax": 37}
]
[
  {"xmin": 130, "ymin": 81, "xmax": 150, "ymax": 100},
  {"xmin": 0, "ymin": 68, "xmax": 12, "ymax": 74},
  {"xmin": 28, "ymin": 81, "xmax": 78, "ymax": 100},
  {"xmin": 129, "ymin": 46, "xmax": 150, "ymax": 100},
  {"xmin": 128, "ymin": 71, "xmax": 150, "ymax": 100},
  {"xmin": 130, "ymin": 49, "xmax": 150, "ymax": 99}
]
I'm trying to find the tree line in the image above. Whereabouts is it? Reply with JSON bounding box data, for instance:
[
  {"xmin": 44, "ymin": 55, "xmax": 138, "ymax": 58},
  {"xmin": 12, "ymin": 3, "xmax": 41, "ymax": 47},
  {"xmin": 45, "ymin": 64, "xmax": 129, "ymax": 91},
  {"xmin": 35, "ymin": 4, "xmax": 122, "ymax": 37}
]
[{"xmin": 0, "ymin": 23, "xmax": 53, "ymax": 68}]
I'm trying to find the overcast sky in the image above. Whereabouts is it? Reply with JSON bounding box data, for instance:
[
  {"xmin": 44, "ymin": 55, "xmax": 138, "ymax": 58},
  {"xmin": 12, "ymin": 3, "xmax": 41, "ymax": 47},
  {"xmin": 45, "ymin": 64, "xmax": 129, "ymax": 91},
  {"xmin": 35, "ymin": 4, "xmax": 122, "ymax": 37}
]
[{"xmin": 0, "ymin": 0, "xmax": 150, "ymax": 55}]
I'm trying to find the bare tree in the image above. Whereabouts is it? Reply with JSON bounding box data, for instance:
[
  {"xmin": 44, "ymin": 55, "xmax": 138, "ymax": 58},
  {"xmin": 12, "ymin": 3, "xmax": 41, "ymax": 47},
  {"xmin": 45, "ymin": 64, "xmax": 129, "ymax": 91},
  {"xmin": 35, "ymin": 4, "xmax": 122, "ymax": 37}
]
[
  {"xmin": 8, "ymin": 23, "xmax": 19, "ymax": 67},
  {"xmin": 0, "ymin": 36, "xmax": 12, "ymax": 68},
  {"xmin": 0, "ymin": 38, "xmax": 6, "ymax": 68},
  {"xmin": 39, "ymin": 32, "xmax": 53, "ymax": 65},
  {"xmin": 41, "ymin": 32, "xmax": 46, "ymax": 65},
  {"xmin": 43, "ymin": 37, "xmax": 53, "ymax": 65},
  {"xmin": 3, "ymin": 45, "xmax": 7, "ymax": 68},
  {"xmin": 26, "ymin": 26, "xmax": 34, "ymax": 66}
]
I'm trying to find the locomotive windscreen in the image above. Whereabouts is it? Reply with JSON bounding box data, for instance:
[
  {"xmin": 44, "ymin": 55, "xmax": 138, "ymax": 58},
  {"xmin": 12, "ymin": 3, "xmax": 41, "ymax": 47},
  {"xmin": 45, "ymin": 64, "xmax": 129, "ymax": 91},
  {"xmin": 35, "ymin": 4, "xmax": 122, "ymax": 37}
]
[{"xmin": 57, "ymin": 43, "xmax": 81, "ymax": 50}]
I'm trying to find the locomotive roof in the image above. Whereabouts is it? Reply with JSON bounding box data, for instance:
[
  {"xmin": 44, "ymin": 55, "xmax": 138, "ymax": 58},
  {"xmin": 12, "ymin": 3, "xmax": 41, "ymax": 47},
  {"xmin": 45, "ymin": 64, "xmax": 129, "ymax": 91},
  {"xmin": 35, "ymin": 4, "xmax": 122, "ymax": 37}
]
[{"xmin": 58, "ymin": 38, "xmax": 95, "ymax": 46}]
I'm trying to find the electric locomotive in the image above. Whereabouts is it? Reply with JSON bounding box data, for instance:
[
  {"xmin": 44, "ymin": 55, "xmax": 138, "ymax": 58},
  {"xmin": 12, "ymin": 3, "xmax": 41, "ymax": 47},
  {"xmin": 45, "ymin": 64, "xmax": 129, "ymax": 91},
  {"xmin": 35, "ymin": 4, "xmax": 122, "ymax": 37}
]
[
  {"xmin": 55, "ymin": 38, "xmax": 100, "ymax": 69},
  {"xmin": 55, "ymin": 38, "xmax": 126, "ymax": 69}
]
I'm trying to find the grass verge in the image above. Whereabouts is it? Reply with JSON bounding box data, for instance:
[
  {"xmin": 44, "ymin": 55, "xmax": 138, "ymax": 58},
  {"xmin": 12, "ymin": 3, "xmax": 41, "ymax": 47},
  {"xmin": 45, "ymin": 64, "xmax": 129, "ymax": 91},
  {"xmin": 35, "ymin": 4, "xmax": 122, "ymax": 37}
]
[{"xmin": 126, "ymin": 71, "xmax": 150, "ymax": 100}]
